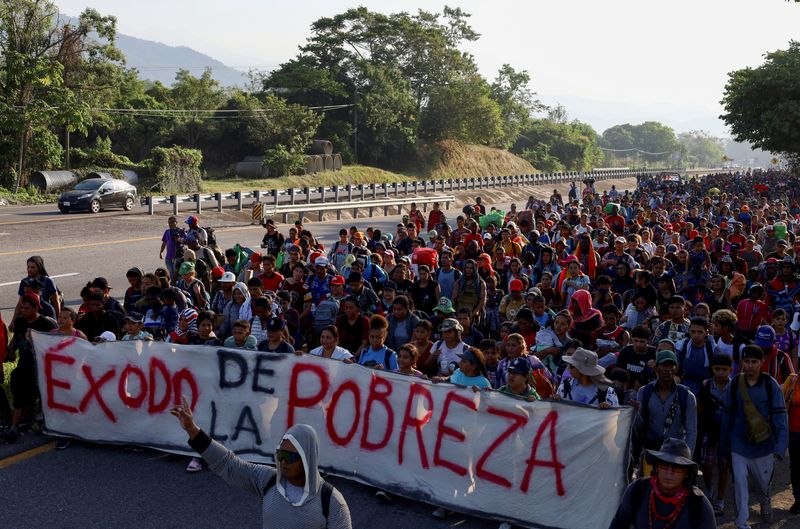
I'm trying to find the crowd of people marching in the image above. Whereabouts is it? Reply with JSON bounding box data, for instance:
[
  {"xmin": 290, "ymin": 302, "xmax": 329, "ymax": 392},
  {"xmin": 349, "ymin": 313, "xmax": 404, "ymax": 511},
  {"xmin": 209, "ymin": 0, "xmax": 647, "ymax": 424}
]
[{"xmin": 3, "ymin": 169, "xmax": 800, "ymax": 528}]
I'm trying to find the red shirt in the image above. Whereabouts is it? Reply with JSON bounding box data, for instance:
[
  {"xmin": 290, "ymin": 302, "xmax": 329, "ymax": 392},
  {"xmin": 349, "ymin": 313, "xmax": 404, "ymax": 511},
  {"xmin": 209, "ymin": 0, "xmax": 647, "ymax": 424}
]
[
  {"xmin": 261, "ymin": 271, "xmax": 284, "ymax": 292},
  {"xmin": 464, "ymin": 233, "xmax": 484, "ymax": 248}
]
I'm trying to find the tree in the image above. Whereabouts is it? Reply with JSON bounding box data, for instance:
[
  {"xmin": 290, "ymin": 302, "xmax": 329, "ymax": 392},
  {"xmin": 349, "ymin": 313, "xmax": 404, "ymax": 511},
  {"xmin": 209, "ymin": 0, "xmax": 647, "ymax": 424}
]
[
  {"xmin": 720, "ymin": 40, "xmax": 800, "ymax": 167},
  {"xmin": 490, "ymin": 64, "xmax": 543, "ymax": 148},
  {"xmin": 168, "ymin": 68, "xmax": 226, "ymax": 148},
  {"xmin": 420, "ymin": 72, "xmax": 504, "ymax": 146},
  {"xmin": 514, "ymin": 118, "xmax": 604, "ymax": 172},
  {"xmin": 0, "ymin": 1, "xmax": 117, "ymax": 188},
  {"xmin": 678, "ymin": 131, "xmax": 725, "ymax": 168}
]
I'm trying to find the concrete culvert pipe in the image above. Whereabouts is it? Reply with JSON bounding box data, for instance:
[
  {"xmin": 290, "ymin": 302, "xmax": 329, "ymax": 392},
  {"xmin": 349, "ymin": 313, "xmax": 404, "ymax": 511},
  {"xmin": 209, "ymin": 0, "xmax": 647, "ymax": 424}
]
[
  {"xmin": 313, "ymin": 155, "xmax": 323, "ymax": 174},
  {"xmin": 29, "ymin": 170, "xmax": 78, "ymax": 192},
  {"xmin": 304, "ymin": 156, "xmax": 317, "ymax": 175},
  {"xmin": 235, "ymin": 162, "xmax": 269, "ymax": 179},
  {"xmin": 308, "ymin": 140, "xmax": 333, "ymax": 155},
  {"xmin": 323, "ymin": 154, "xmax": 334, "ymax": 171},
  {"xmin": 333, "ymin": 154, "xmax": 343, "ymax": 171}
]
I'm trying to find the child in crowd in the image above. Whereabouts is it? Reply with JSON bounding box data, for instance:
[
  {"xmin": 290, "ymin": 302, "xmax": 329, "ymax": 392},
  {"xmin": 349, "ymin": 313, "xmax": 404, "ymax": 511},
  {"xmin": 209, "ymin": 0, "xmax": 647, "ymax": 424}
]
[
  {"xmin": 432, "ymin": 347, "xmax": 491, "ymax": 390},
  {"xmin": 223, "ymin": 320, "xmax": 257, "ymax": 350},
  {"xmin": 394, "ymin": 344, "xmax": 425, "ymax": 378},
  {"xmin": 480, "ymin": 338, "xmax": 500, "ymax": 388},
  {"xmin": 498, "ymin": 357, "xmax": 540, "ymax": 401},
  {"xmin": 121, "ymin": 312, "xmax": 153, "ymax": 341},
  {"xmin": 159, "ymin": 289, "xmax": 180, "ymax": 334},
  {"xmin": 697, "ymin": 353, "xmax": 732, "ymax": 514},
  {"xmin": 358, "ymin": 315, "xmax": 398, "ymax": 370},
  {"xmin": 536, "ymin": 271, "xmax": 557, "ymax": 307},
  {"xmin": 592, "ymin": 304, "xmax": 629, "ymax": 367},
  {"xmin": 457, "ymin": 308, "xmax": 484, "ymax": 347}
]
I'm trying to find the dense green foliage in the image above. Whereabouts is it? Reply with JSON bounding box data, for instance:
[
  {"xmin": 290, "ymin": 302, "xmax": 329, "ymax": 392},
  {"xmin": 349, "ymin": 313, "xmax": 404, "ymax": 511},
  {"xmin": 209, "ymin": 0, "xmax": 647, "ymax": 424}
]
[
  {"xmin": 0, "ymin": 1, "xmax": 703, "ymax": 188},
  {"xmin": 721, "ymin": 40, "xmax": 800, "ymax": 169},
  {"xmin": 148, "ymin": 146, "xmax": 202, "ymax": 193}
]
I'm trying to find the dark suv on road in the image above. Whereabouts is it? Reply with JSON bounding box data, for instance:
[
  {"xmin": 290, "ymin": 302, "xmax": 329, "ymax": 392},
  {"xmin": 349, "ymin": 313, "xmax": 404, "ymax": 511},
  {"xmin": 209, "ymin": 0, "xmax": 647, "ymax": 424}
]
[{"xmin": 58, "ymin": 178, "xmax": 138, "ymax": 214}]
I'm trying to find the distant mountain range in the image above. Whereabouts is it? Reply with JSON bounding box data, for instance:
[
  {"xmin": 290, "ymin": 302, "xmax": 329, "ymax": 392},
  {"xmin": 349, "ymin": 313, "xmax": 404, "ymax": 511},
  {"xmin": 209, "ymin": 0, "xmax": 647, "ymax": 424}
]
[
  {"xmin": 115, "ymin": 32, "xmax": 247, "ymax": 87},
  {"xmin": 61, "ymin": 13, "xmax": 246, "ymax": 86}
]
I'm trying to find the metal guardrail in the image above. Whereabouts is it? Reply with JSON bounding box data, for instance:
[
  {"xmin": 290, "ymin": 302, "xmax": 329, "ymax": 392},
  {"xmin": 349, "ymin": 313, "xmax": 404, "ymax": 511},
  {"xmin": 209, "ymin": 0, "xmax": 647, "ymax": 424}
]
[
  {"xmin": 144, "ymin": 167, "xmax": 675, "ymax": 217},
  {"xmin": 253, "ymin": 195, "xmax": 456, "ymax": 224}
]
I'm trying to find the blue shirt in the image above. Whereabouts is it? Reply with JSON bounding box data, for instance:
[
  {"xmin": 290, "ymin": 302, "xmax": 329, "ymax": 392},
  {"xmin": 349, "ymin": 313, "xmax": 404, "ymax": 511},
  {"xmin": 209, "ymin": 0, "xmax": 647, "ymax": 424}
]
[
  {"xmin": 358, "ymin": 346, "xmax": 398, "ymax": 370},
  {"xmin": 450, "ymin": 368, "xmax": 491, "ymax": 389},
  {"xmin": 721, "ymin": 374, "xmax": 789, "ymax": 459}
]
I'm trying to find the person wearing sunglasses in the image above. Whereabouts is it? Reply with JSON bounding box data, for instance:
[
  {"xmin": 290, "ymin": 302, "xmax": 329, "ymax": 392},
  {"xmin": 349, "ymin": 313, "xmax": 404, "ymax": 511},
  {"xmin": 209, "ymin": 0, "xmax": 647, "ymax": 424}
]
[
  {"xmin": 608, "ymin": 438, "xmax": 715, "ymax": 529},
  {"xmin": 171, "ymin": 396, "xmax": 352, "ymax": 529}
]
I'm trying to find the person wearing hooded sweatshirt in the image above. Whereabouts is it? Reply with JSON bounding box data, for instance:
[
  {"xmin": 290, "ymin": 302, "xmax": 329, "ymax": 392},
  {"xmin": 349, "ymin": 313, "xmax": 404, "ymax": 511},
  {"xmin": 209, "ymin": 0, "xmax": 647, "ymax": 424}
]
[
  {"xmin": 171, "ymin": 398, "xmax": 352, "ymax": 529},
  {"xmin": 219, "ymin": 282, "xmax": 250, "ymax": 339},
  {"xmin": 568, "ymin": 289, "xmax": 604, "ymax": 349}
]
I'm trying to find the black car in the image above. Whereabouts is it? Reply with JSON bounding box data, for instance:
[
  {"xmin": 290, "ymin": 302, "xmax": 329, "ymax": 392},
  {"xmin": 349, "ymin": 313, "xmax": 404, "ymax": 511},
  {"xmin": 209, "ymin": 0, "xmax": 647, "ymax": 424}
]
[{"xmin": 58, "ymin": 178, "xmax": 137, "ymax": 214}]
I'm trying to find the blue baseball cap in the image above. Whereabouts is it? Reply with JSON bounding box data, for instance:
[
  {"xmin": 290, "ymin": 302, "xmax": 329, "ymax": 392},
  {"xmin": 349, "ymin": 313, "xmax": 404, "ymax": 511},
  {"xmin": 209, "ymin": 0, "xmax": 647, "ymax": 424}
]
[
  {"xmin": 508, "ymin": 357, "xmax": 531, "ymax": 375},
  {"xmin": 754, "ymin": 325, "xmax": 776, "ymax": 347}
]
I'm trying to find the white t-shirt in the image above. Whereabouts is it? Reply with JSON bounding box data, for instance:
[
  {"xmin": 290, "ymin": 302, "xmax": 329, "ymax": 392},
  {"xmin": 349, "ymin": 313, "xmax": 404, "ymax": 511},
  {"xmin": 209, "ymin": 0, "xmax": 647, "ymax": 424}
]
[
  {"xmin": 714, "ymin": 337, "xmax": 734, "ymax": 358},
  {"xmin": 435, "ymin": 340, "xmax": 467, "ymax": 375},
  {"xmin": 557, "ymin": 380, "xmax": 619, "ymax": 407},
  {"xmin": 309, "ymin": 346, "xmax": 354, "ymax": 362}
]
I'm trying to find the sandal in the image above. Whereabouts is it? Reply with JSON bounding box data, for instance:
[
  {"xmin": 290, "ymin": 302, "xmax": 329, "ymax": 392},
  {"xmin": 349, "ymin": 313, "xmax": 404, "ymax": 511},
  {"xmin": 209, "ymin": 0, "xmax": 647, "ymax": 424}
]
[{"xmin": 186, "ymin": 457, "xmax": 203, "ymax": 473}]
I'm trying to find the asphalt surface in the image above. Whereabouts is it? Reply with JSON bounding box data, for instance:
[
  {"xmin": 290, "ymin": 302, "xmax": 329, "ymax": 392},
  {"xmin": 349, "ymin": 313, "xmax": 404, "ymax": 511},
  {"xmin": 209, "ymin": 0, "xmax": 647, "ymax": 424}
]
[{"xmin": 11, "ymin": 175, "xmax": 796, "ymax": 529}]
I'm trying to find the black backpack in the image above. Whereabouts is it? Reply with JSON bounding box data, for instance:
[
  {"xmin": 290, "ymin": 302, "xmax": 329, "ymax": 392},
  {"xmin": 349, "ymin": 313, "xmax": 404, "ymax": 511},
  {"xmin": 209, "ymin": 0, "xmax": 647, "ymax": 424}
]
[{"xmin": 263, "ymin": 475, "xmax": 334, "ymax": 521}]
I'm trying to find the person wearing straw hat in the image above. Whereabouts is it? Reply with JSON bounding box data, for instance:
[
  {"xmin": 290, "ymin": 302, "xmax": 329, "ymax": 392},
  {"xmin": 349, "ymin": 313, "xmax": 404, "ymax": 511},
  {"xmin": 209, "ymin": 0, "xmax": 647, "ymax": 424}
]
[
  {"xmin": 554, "ymin": 348, "xmax": 619, "ymax": 408},
  {"xmin": 608, "ymin": 438, "xmax": 715, "ymax": 529}
]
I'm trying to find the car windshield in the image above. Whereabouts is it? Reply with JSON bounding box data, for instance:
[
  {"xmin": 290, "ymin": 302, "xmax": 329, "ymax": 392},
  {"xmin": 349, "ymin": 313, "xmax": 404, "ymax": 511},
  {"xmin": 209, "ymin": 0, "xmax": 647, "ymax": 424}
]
[{"xmin": 73, "ymin": 180, "xmax": 104, "ymax": 191}]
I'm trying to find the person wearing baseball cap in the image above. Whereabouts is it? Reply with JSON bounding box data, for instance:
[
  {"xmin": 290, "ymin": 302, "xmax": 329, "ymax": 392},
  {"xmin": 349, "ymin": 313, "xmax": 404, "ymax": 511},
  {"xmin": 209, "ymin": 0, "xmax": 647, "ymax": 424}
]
[
  {"xmin": 257, "ymin": 317, "xmax": 295, "ymax": 354},
  {"xmin": 634, "ymin": 349, "xmax": 697, "ymax": 478},
  {"xmin": 432, "ymin": 347, "xmax": 491, "ymax": 390},
  {"xmin": 555, "ymin": 348, "xmax": 618, "ymax": 408},
  {"xmin": 609, "ymin": 438, "xmax": 714, "ymax": 528},
  {"xmin": 307, "ymin": 256, "xmax": 332, "ymax": 305},
  {"xmin": 497, "ymin": 357, "xmax": 540, "ymax": 401},
  {"xmin": 753, "ymin": 324, "xmax": 794, "ymax": 383},
  {"xmin": 122, "ymin": 312, "xmax": 153, "ymax": 342},
  {"xmin": 499, "ymin": 279, "xmax": 525, "ymax": 322},
  {"xmin": 184, "ymin": 215, "xmax": 207, "ymax": 246}
]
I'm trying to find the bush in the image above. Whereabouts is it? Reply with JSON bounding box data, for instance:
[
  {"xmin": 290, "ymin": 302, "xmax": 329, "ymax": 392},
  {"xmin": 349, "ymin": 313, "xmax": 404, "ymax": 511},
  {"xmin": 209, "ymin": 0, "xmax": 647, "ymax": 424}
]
[
  {"xmin": 264, "ymin": 145, "xmax": 305, "ymax": 177},
  {"xmin": 146, "ymin": 146, "xmax": 203, "ymax": 193}
]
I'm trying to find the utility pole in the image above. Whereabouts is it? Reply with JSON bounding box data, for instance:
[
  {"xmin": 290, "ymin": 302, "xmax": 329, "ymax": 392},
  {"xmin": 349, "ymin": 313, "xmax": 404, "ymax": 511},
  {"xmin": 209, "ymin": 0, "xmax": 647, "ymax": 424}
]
[{"xmin": 353, "ymin": 89, "xmax": 359, "ymax": 164}]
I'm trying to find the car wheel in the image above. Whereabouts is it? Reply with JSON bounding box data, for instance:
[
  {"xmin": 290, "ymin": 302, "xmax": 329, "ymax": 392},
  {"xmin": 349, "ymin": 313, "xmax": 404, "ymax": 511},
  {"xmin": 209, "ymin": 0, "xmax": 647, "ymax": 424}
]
[
  {"xmin": 58, "ymin": 207, "xmax": 68, "ymax": 214},
  {"xmin": 90, "ymin": 199, "xmax": 101, "ymax": 214},
  {"xmin": 124, "ymin": 196, "xmax": 135, "ymax": 211}
]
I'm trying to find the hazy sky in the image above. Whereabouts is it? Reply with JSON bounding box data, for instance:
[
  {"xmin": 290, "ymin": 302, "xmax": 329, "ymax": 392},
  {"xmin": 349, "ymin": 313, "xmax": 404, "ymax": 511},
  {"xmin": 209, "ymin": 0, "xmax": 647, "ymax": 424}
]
[{"xmin": 57, "ymin": 0, "xmax": 800, "ymax": 134}]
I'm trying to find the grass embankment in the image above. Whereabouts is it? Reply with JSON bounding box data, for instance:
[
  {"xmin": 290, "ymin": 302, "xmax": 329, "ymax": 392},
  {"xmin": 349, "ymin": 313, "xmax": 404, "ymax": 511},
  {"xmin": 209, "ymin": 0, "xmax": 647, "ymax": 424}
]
[
  {"xmin": 201, "ymin": 165, "xmax": 418, "ymax": 193},
  {"xmin": 202, "ymin": 141, "xmax": 536, "ymax": 193}
]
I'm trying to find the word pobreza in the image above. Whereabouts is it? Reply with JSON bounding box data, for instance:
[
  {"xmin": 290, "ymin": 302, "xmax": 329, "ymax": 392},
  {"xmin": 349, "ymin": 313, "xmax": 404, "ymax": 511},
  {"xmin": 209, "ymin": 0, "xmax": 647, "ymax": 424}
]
[{"xmin": 33, "ymin": 332, "xmax": 633, "ymax": 529}]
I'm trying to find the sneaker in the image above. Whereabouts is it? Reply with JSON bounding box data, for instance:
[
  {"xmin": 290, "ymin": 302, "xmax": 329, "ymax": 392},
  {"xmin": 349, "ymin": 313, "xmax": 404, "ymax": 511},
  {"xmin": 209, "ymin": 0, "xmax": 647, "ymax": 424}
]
[
  {"xmin": 498, "ymin": 523, "xmax": 512, "ymax": 529},
  {"xmin": 760, "ymin": 500, "xmax": 773, "ymax": 522},
  {"xmin": 432, "ymin": 507, "xmax": 452, "ymax": 519},
  {"xmin": 0, "ymin": 427, "xmax": 19, "ymax": 443},
  {"xmin": 791, "ymin": 500, "xmax": 800, "ymax": 514},
  {"xmin": 186, "ymin": 457, "xmax": 203, "ymax": 473},
  {"xmin": 374, "ymin": 491, "xmax": 392, "ymax": 503},
  {"xmin": 56, "ymin": 439, "xmax": 71, "ymax": 450},
  {"xmin": 713, "ymin": 500, "xmax": 724, "ymax": 515}
]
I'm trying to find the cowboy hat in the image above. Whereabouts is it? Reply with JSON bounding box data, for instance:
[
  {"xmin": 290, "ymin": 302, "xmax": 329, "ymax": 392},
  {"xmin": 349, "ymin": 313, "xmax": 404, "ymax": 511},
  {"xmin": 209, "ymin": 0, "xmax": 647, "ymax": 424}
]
[
  {"xmin": 645, "ymin": 438, "xmax": 699, "ymax": 478},
  {"xmin": 562, "ymin": 348, "xmax": 605, "ymax": 377}
]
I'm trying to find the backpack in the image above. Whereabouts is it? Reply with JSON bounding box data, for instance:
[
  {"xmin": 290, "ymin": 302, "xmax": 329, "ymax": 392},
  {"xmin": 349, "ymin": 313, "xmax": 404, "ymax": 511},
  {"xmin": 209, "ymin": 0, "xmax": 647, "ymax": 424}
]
[
  {"xmin": 262, "ymin": 475, "xmax": 334, "ymax": 522},
  {"xmin": 639, "ymin": 382, "xmax": 690, "ymax": 437},
  {"xmin": 561, "ymin": 377, "xmax": 609, "ymax": 405},
  {"xmin": 628, "ymin": 478, "xmax": 704, "ymax": 528},
  {"xmin": 678, "ymin": 338, "xmax": 714, "ymax": 378}
]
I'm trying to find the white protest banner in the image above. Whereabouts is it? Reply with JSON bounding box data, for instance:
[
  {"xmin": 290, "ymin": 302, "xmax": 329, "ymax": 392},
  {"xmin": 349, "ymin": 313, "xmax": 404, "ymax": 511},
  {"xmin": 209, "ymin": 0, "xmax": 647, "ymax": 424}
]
[{"xmin": 33, "ymin": 332, "xmax": 633, "ymax": 529}]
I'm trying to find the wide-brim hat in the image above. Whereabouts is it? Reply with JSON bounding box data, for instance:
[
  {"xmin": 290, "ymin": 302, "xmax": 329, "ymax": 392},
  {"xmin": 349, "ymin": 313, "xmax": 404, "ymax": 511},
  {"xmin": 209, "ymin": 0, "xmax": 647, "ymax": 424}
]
[
  {"xmin": 645, "ymin": 438, "xmax": 698, "ymax": 477},
  {"xmin": 562, "ymin": 347, "xmax": 605, "ymax": 376}
]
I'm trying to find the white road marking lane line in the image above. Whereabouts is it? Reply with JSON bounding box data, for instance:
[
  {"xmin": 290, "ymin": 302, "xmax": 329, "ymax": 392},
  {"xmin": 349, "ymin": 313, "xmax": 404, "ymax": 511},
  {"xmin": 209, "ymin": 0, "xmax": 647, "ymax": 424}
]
[{"xmin": 0, "ymin": 272, "xmax": 79, "ymax": 287}]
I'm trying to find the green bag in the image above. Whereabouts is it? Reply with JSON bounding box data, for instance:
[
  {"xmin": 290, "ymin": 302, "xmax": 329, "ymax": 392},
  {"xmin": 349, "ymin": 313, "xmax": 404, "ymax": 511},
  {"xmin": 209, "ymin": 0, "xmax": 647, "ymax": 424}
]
[{"xmin": 479, "ymin": 210, "xmax": 504, "ymax": 230}]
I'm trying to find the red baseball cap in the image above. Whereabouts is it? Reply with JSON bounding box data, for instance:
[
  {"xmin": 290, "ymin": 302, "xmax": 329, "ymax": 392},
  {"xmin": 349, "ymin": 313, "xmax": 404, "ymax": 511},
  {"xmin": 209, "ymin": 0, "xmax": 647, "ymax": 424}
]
[
  {"xmin": 510, "ymin": 279, "xmax": 523, "ymax": 291},
  {"xmin": 331, "ymin": 275, "xmax": 345, "ymax": 286}
]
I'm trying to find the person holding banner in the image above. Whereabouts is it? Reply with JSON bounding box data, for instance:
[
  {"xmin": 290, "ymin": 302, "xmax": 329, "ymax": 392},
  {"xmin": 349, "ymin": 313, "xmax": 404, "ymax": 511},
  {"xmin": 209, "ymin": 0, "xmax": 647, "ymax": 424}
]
[
  {"xmin": 171, "ymin": 397, "xmax": 352, "ymax": 529},
  {"xmin": 608, "ymin": 438, "xmax": 715, "ymax": 529}
]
